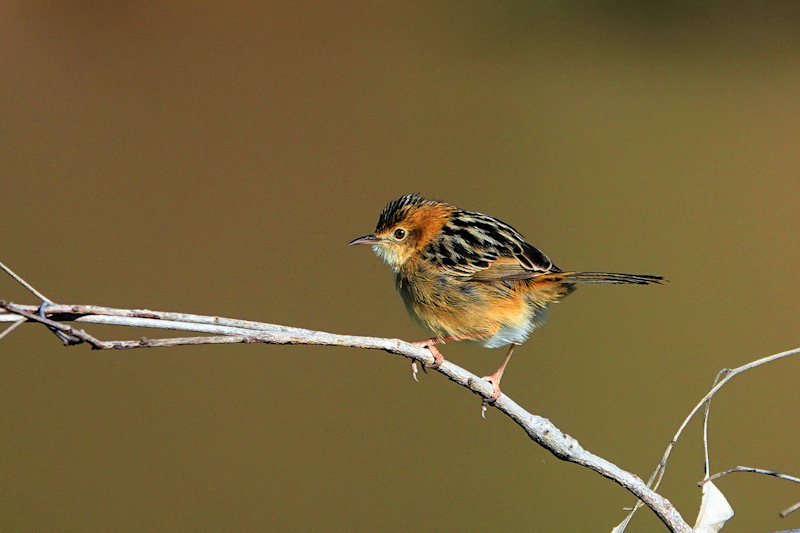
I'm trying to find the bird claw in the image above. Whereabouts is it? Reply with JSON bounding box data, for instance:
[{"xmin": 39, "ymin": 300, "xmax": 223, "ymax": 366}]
[
  {"xmin": 427, "ymin": 347, "xmax": 444, "ymax": 369},
  {"xmin": 479, "ymin": 374, "xmax": 503, "ymax": 417},
  {"xmin": 411, "ymin": 361, "xmax": 419, "ymax": 381},
  {"xmin": 411, "ymin": 340, "xmax": 444, "ymax": 370},
  {"xmin": 480, "ymin": 374, "xmax": 503, "ymax": 403}
]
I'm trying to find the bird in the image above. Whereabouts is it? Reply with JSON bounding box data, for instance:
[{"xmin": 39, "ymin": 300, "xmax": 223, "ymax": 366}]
[{"xmin": 349, "ymin": 194, "xmax": 663, "ymax": 405}]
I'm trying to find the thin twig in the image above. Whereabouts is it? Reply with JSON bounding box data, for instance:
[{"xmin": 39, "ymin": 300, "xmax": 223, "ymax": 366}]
[
  {"xmin": 704, "ymin": 466, "xmax": 800, "ymax": 485},
  {"xmin": 702, "ymin": 466, "xmax": 800, "ymax": 519},
  {"xmin": 781, "ymin": 502, "xmax": 800, "ymax": 518},
  {"xmin": 0, "ymin": 317, "xmax": 25, "ymax": 341},
  {"xmin": 702, "ymin": 370, "xmax": 729, "ymax": 479},
  {"xmin": 0, "ymin": 260, "xmax": 53, "ymax": 303}
]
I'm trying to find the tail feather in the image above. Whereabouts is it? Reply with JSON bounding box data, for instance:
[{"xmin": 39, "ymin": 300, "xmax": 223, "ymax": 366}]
[{"xmin": 558, "ymin": 271, "xmax": 664, "ymax": 285}]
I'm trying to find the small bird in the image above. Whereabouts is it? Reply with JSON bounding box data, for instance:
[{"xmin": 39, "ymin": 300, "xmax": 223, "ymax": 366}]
[{"xmin": 349, "ymin": 194, "xmax": 663, "ymax": 404}]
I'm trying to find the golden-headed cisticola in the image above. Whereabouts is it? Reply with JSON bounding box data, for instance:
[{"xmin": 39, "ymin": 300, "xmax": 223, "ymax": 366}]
[{"xmin": 349, "ymin": 194, "xmax": 663, "ymax": 403}]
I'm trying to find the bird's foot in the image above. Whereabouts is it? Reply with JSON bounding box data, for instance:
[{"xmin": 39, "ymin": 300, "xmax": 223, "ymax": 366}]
[
  {"xmin": 479, "ymin": 344, "xmax": 516, "ymax": 418},
  {"xmin": 480, "ymin": 371, "xmax": 504, "ymax": 418},
  {"xmin": 410, "ymin": 339, "xmax": 445, "ymax": 380}
]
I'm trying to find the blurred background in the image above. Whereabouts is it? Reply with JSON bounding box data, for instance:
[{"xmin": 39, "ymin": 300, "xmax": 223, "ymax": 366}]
[{"xmin": 2, "ymin": 1, "xmax": 799, "ymax": 531}]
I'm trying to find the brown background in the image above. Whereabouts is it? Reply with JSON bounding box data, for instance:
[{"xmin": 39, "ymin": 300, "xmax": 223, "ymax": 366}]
[{"xmin": 2, "ymin": 2, "xmax": 799, "ymax": 531}]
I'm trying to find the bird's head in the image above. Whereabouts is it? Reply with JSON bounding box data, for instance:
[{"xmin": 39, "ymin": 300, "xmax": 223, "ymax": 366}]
[{"xmin": 349, "ymin": 194, "xmax": 451, "ymax": 272}]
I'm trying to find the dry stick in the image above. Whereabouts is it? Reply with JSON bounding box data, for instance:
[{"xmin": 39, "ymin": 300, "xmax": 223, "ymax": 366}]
[
  {"xmin": 705, "ymin": 466, "xmax": 800, "ymax": 485},
  {"xmin": 698, "ymin": 372, "xmax": 799, "ymax": 519},
  {"xmin": 781, "ymin": 502, "xmax": 800, "ymax": 518},
  {"xmin": 0, "ymin": 260, "xmax": 83, "ymax": 344},
  {"xmin": 703, "ymin": 467, "xmax": 800, "ymax": 519},
  {"xmin": 619, "ymin": 345, "xmax": 800, "ymax": 526},
  {"xmin": 0, "ymin": 261, "xmax": 53, "ymax": 302},
  {"xmin": 0, "ymin": 301, "xmax": 692, "ymax": 533},
  {"xmin": 652, "ymin": 347, "xmax": 800, "ymax": 491},
  {"xmin": 1, "ymin": 304, "xmax": 106, "ymax": 346},
  {"xmin": 0, "ymin": 316, "xmax": 25, "ymax": 341},
  {"xmin": 701, "ymin": 370, "xmax": 728, "ymax": 481}
]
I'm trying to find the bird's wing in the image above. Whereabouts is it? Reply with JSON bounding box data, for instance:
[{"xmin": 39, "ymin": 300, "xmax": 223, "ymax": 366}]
[
  {"xmin": 425, "ymin": 210, "xmax": 558, "ymax": 281},
  {"xmin": 466, "ymin": 242, "xmax": 559, "ymax": 281}
]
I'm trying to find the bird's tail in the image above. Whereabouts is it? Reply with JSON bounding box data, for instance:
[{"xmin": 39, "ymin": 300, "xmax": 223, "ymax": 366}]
[{"xmin": 555, "ymin": 271, "xmax": 664, "ymax": 285}]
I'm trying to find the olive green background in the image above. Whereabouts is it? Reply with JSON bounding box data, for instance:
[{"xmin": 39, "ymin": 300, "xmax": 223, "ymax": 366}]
[{"xmin": 2, "ymin": 2, "xmax": 799, "ymax": 532}]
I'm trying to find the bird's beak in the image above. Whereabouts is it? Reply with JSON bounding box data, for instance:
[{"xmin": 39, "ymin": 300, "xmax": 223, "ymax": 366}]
[{"xmin": 348, "ymin": 234, "xmax": 380, "ymax": 246}]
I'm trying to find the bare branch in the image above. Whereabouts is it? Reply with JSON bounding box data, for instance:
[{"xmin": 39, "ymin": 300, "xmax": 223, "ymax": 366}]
[
  {"xmin": 3, "ymin": 262, "xmax": 797, "ymax": 532},
  {"xmin": 0, "ymin": 299, "xmax": 692, "ymax": 532}
]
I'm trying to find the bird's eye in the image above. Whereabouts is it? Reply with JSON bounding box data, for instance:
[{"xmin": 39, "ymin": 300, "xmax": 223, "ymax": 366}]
[{"xmin": 393, "ymin": 228, "xmax": 407, "ymax": 240}]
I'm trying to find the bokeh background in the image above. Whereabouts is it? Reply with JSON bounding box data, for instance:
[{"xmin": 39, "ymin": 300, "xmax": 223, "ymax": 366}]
[{"xmin": 2, "ymin": 1, "xmax": 799, "ymax": 531}]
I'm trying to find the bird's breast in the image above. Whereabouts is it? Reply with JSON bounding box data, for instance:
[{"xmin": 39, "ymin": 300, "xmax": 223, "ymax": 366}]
[{"xmin": 394, "ymin": 265, "xmax": 539, "ymax": 345}]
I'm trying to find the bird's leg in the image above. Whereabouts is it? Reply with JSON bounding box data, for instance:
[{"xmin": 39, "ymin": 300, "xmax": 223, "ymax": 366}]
[
  {"xmin": 409, "ymin": 332, "xmax": 498, "ymax": 380},
  {"xmin": 481, "ymin": 344, "xmax": 515, "ymax": 406}
]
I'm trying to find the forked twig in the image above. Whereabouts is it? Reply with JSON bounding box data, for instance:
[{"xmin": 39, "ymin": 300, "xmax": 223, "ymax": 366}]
[
  {"xmin": 651, "ymin": 347, "xmax": 800, "ymax": 490},
  {"xmin": 618, "ymin": 346, "xmax": 800, "ymax": 527}
]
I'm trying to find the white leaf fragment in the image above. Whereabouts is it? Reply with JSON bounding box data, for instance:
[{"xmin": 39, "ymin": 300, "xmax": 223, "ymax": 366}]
[{"xmin": 694, "ymin": 481, "xmax": 734, "ymax": 533}]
